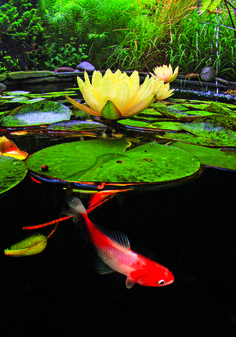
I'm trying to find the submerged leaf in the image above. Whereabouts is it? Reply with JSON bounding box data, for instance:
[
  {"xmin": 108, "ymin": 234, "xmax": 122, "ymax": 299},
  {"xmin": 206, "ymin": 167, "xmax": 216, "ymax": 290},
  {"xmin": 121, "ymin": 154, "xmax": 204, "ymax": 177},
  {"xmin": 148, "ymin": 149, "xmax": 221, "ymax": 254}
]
[{"xmin": 4, "ymin": 234, "xmax": 47, "ymax": 257}]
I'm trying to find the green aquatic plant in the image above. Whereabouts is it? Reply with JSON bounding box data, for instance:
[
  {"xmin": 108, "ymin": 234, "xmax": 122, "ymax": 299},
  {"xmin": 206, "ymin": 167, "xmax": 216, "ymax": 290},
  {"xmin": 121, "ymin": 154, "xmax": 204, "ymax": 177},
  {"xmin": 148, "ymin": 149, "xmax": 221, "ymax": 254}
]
[
  {"xmin": 43, "ymin": 42, "xmax": 88, "ymax": 70},
  {"xmin": 0, "ymin": 156, "xmax": 27, "ymax": 195},
  {"xmin": 0, "ymin": 0, "xmax": 44, "ymax": 71}
]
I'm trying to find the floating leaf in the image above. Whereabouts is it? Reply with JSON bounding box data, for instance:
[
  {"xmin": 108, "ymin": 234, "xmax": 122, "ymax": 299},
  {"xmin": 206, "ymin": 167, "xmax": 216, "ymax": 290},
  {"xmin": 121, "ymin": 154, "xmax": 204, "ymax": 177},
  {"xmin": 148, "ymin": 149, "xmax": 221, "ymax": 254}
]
[
  {"xmin": 0, "ymin": 136, "xmax": 28, "ymax": 159},
  {"xmin": 173, "ymin": 141, "xmax": 236, "ymax": 171},
  {"xmin": 26, "ymin": 138, "xmax": 127, "ymax": 181},
  {"xmin": 26, "ymin": 140, "xmax": 201, "ymax": 185},
  {"xmin": 47, "ymin": 120, "xmax": 105, "ymax": 132},
  {"xmin": 118, "ymin": 119, "xmax": 182, "ymax": 131},
  {"xmin": 6, "ymin": 91, "xmax": 30, "ymax": 96},
  {"xmin": 1, "ymin": 101, "xmax": 71, "ymax": 127},
  {"xmin": 162, "ymin": 123, "xmax": 236, "ymax": 147},
  {"xmin": 4, "ymin": 234, "xmax": 47, "ymax": 257},
  {"xmin": 78, "ymin": 143, "xmax": 201, "ymax": 183},
  {"xmin": 0, "ymin": 156, "xmax": 27, "ymax": 194}
]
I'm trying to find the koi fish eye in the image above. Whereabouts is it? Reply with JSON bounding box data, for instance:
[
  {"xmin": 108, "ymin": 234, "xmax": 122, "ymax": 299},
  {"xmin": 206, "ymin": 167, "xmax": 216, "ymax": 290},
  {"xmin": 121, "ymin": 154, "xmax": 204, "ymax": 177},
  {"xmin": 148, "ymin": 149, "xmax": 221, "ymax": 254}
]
[{"xmin": 157, "ymin": 279, "xmax": 165, "ymax": 286}]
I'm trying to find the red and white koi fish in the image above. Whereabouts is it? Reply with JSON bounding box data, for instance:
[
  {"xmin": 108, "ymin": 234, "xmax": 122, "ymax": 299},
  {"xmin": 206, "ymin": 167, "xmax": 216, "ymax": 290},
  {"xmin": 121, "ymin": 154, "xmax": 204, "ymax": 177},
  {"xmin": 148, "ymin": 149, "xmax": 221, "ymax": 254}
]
[{"xmin": 65, "ymin": 197, "xmax": 174, "ymax": 289}]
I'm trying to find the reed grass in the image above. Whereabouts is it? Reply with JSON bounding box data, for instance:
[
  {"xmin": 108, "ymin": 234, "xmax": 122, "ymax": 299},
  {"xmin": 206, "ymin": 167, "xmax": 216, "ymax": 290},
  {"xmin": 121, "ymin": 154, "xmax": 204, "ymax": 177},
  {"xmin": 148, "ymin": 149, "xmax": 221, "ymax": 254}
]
[{"xmin": 166, "ymin": 9, "xmax": 236, "ymax": 79}]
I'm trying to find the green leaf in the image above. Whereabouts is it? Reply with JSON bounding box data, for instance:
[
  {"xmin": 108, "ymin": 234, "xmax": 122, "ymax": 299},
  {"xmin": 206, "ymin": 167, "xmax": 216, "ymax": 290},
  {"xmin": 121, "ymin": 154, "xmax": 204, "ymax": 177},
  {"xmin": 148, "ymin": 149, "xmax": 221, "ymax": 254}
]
[
  {"xmin": 26, "ymin": 140, "xmax": 201, "ymax": 185},
  {"xmin": 197, "ymin": 0, "xmax": 222, "ymax": 14},
  {"xmin": 118, "ymin": 118, "xmax": 182, "ymax": 131},
  {"xmin": 78, "ymin": 142, "xmax": 201, "ymax": 183},
  {"xmin": 1, "ymin": 101, "xmax": 71, "ymax": 127},
  {"xmin": 172, "ymin": 141, "xmax": 236, "ymax": 171},
  {"xmin": 0, "ymin": 156, "xmax": 27, "ymax": 195},
  {"xmin": 101, "ymin": 100, "xmax": 122, "ymax": 120},
  {"xmin": 26, "ymin": 138, "xmax": 127, "ymax": 181},
  {"xmin": 47, "ymin": 120, "xmax": 106, "ymax": 132},
  {"xmin": 162, "ymin": 121, "xmax": 236, "ymax": 147},
  {"xmin": 4, "ymin": 234, "xmax": 47, "ymax": 257}
]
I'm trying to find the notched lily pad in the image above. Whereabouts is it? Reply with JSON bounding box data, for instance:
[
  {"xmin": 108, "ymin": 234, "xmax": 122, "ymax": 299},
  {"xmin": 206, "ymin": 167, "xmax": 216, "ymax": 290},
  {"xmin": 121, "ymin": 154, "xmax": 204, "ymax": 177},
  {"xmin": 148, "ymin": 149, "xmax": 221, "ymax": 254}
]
[
  {"xmin": 26, "ymin": 139, "xmax": 201, "ymax": 185},
  {"xmin": 1, "ymin": 101, "xmax": 71, "ymax": 127}
]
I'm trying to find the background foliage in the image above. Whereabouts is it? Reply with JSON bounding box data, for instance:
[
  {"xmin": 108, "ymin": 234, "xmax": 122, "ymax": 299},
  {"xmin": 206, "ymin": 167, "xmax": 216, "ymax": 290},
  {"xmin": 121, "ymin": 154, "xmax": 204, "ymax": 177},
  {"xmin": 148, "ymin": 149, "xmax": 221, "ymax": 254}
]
[{"xmin": 0, "ymin": 0, "xmax": 236, "ymax": 79}]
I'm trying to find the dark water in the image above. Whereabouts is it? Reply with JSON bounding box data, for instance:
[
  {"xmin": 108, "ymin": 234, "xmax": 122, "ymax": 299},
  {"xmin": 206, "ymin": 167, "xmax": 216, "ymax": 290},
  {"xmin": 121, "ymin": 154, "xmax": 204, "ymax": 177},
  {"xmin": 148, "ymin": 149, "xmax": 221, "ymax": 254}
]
[{"xmin": 1, "ymin": 84, "xmax": 236, "ymax": 337}]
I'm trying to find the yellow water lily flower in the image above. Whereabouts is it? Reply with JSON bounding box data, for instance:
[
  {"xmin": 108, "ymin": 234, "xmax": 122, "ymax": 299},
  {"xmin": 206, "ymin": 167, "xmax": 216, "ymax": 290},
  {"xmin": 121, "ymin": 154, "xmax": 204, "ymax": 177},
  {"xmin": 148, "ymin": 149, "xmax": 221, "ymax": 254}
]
[
  {"xmin": 152, "ymin": 64, "xmax": 179, "ymax": 83},
  {"xmin": 155, "ymin": 82, "xmax": 175, "ymax": 100},
  {"xmin": 66, "ymin": 69, "xmax": 164, "ymax": 120}
]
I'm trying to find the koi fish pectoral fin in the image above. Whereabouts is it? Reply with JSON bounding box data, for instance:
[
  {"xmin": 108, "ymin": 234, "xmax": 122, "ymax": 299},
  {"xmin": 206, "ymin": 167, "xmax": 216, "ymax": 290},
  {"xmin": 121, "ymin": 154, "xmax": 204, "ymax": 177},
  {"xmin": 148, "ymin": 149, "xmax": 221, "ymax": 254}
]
[
  {"xmin": 93, "ymin": 256, "xmax": 115, "ymax": 275},
  {"xmin": 125, "ymin": 277, "xmax": 136, "ymax": 289}
]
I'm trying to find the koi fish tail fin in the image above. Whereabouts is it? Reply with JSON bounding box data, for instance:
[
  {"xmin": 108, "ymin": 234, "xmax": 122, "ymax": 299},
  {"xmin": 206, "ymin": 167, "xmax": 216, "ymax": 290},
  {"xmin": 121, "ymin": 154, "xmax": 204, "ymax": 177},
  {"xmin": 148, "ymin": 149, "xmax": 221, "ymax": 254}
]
[{"xmin": 63, "ymin": 197, "xmax": 87, "ymax": 218}]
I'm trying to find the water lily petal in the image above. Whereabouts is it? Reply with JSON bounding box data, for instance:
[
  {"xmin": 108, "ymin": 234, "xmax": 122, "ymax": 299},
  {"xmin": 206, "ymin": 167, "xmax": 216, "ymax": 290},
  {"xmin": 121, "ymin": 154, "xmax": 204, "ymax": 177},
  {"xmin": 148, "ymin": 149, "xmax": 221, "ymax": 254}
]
[
  {"xmin": 113, "ymin": 79, "xmax": 131, "ymax": 112},
  {"xmin": 121, "ymin": 93, "xmax": 155, "ymax": 117},
  {"xmin": 100, "ymin": 75, "xmax": 117, "ymax": 102},
  {"xmin": 169, "ymin": 66, "xmax": 179, "ymax": 82},
  {"xmin": 84, "ymin": 71, "xmax": 92, "ymax": 89},
  {"xmin": 92, "ymin": 71, "xmax": 103, "ymax": 87},
  {"xmin": 65, "ymin": 95, "xmax": 101, "ymax": 116},
  {"xmin": 155, "ymin": 83, "xmax": 174, "ymax": 100}
]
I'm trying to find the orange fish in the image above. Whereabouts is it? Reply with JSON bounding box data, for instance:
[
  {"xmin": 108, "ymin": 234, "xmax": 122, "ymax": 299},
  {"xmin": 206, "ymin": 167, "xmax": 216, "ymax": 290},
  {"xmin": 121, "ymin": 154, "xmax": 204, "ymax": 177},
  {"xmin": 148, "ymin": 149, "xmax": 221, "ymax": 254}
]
[{"xmin": 65, "ymin": 197, "xmax": 174, "ymax": 289}]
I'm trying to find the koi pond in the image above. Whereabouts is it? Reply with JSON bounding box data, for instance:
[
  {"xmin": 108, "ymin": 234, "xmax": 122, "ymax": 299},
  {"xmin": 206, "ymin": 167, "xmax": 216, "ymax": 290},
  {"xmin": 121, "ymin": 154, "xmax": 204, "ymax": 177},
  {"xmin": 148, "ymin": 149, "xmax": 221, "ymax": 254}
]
[{"xmin": 1, "ymin": 79, "xmax": 236, "ymax": 337}]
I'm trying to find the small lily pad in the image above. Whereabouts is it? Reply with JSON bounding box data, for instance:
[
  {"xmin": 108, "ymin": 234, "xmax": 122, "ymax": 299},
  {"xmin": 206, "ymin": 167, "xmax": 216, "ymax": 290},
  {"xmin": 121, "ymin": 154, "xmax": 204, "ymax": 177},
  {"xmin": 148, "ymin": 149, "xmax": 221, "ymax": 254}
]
[
  {"xmin": 118, "ymin": 119, "xmax": 182, "ymax": 131},
  {"xmin": 48, "ymin": 120, "xmax": 105, "ymax": 132},
  {"xmin": 0, "ymin": 156, "xmax": 28, "ymax": 194},
  {"xmin": 6, "ymin": 91, "xmax": 30, "ymax": 96},
  {"xmin": 1, "ymin": 101, "xmax": 71, "ymax": 127}
]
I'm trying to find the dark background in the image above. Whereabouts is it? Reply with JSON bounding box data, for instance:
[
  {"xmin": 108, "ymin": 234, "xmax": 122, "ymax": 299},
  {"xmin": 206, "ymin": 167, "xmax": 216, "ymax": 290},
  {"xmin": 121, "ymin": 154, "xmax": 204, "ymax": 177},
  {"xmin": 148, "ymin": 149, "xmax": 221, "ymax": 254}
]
[{"xmin": 1, "ymin": 165, "xmax": 236, "ymax": 337}]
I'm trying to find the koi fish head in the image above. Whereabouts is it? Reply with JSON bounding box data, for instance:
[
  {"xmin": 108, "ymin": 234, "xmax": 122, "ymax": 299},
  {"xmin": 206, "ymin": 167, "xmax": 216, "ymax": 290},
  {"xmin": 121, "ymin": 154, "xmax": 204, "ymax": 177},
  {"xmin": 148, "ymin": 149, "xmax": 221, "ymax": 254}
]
[{"xmin": 133, "ymin": 260, "xmax": 174, "ymax": 287}]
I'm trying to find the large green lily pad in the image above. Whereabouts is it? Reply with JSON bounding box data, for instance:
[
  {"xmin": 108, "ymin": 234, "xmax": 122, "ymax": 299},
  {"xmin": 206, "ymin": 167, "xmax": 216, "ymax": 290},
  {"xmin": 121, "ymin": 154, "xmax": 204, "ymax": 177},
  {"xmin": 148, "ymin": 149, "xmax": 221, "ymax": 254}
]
[
  {"xmin": 0, "ymin": 156, "xmax": 28, "ymax": 195},
  {"xmin": 26, "ymin": 139, "xmax": 201, "ymax": 184},
  {"xmin": 1, "ymin": 101, "xmax": 71, "ymax": 127}
]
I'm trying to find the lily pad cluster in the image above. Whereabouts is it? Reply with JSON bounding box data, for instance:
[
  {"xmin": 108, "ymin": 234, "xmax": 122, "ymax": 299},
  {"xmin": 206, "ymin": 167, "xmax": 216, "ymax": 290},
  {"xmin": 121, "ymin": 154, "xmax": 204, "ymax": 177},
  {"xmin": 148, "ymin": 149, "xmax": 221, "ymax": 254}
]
[{"xmin": 118, "ymin": 99, "xmax": 236, "ymax": 146}]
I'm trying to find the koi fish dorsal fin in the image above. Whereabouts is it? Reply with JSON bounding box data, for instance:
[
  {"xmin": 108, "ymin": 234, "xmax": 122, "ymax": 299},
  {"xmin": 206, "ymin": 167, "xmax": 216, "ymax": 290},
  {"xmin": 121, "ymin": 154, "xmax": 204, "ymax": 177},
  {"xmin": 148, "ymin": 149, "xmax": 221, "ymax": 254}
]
[
  {"xmin": 67, "ymin": 197, "xmax": 86, "ymax": 215},
  {"xmin": 98, "ymin": 226, "xmax": 131, "ymax": 250}
]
